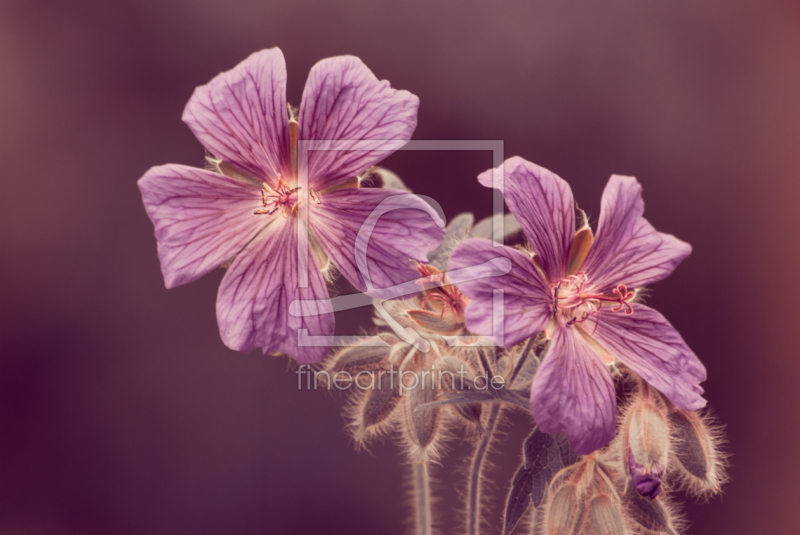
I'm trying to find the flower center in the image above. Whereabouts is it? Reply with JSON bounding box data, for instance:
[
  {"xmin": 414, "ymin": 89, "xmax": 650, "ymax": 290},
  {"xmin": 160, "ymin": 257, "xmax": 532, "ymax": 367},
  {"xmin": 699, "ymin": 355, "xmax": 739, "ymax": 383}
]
[
  {"xmin": 552, "ymin": 274, "xmax": 635, "ymax": 326},
  {"xmin": 254, "ymin": 176, "xmax": 304, "ymax": 218}
]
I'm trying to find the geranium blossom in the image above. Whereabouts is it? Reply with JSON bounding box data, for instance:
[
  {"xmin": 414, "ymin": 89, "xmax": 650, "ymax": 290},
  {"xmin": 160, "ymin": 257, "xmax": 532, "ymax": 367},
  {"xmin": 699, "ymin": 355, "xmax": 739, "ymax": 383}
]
[
  {"xmin": 449, "ymin": 157, "xmax": 706, "ymax": 453},
  {"xmin": 138, "ymin": 48, "xmax": 444, "ymax": 363}
]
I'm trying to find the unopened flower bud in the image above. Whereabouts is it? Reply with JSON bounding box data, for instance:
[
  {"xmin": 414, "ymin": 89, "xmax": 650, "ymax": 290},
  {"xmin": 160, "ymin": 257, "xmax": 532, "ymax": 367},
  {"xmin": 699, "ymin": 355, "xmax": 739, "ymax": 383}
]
[
  {"xmin": 589, "ymin": 494, "xmax": 628, "ymax": 535},
  {"xmin": 668, "ymin": 408, "xmax": 727, "ymax": 497},
  {"xmin": 545, "ymin": 484, "xmax": 581, "ymax": 535},
  {"xmin": 622, "ymin": 397, "xmax": 670, "ymax": 499},
  {"xmin": 403, "ymin": 367, "xmax": 443, "ymax": 462}
]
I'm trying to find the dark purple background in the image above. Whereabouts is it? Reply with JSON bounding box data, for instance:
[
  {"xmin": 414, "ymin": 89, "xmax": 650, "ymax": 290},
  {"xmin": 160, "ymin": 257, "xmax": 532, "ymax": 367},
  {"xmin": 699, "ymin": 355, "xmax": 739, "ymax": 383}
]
[{"xmin": 1, "ymin": 0, "xmax": 798, "ymax": 533}]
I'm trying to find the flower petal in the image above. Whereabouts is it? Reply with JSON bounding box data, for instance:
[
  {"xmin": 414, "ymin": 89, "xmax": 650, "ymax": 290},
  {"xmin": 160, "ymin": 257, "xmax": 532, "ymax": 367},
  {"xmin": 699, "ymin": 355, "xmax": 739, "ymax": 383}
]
[
  {"xmin": 448, "ymin": 239, "xmax": 551, "ymax": 346},
  {"xmin": 590, "ymin": 303, "xmax": 707, "ymax": 411},
  {"xmin": 310, "ymin": 188, "xmax": 444, "ymax": 297},
  {"xmin": 582, "ymin": 175, "xmax": 691, "ymax": 292},
  {"xmin": 183, "ymin": 48, "xmax": 290, "ymax": 184},
  {"xmin": 138, "ymin": 164, "xmax": 265, "ymax": 288},
  {"xmin": 216, "ymin": 218, "xmax": 334, "ymax": 363},
  {"xmin": 477, "ymin": 157, "xmax": 575, "ymax": 282},
  {"xmin": 299, "ymin": 56, "xmax": 419, "ymax": 191},
  {"xmin": 530, "ymin": 323, "xmax": 616, "ymax": 454}
]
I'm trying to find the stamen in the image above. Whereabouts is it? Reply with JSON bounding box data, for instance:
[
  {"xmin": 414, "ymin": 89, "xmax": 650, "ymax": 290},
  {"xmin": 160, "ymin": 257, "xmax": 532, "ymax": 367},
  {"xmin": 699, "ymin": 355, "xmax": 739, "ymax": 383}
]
[
  {"xmin": 254, "ymin": 205, "xmax": 280, "ymax": 216},
  {"xmin": 552, "ymin": 276, "xmax": 635, "ymax": 325},
  {"xmin": 254, "ymin": 175, "xmax": 303, "ymax": 217},
  {"xmin": 310, "ymin": 188, "xmax": 321, "ymax": 204}
]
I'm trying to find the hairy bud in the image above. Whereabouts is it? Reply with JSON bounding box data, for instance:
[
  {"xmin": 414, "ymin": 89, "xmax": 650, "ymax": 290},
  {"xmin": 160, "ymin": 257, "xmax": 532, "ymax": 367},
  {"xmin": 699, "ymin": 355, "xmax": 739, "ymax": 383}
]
[
  {"xmin": 362, "ymin": 379, "xmax": 401, "ymax": 427},
  {"xmin": 622, "ymin": 396, "xmax": 669, "ymax": 499},
  {"xmin": 336, "ymin": 336, "xmax": 402, "ymax": 445},
  {"xmin": 588, "ymin": 495, "xmax": 628, "ymax": 535},
  {"xmin": 403, "ymin": 365, "xmax": 444, "ymax": 462},
  {"xmin": 623, "ymin": 483, "xmax": 680, "ymax": 534},
  {"xmin": 668, "ymin": 408, "xmax": 727, "ymax": 497},
  {"xmin": 545, "ymin": 484, "xmax": 582, "ymax": 535}
]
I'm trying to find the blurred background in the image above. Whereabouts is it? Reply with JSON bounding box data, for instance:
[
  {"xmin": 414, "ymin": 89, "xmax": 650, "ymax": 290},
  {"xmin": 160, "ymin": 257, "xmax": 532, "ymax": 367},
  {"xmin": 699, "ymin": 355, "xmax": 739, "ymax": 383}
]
[{"xmin": 1, "ymin": 0, "xmax": 798, "ymax": 533}]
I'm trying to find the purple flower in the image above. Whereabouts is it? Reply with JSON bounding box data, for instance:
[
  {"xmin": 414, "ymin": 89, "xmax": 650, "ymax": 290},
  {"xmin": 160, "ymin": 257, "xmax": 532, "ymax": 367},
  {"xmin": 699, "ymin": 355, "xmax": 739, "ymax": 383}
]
[
  {"xmin": 138, "ymin": 48, "xmax": 444, "ymax": 364},
  {"xmin": 449, "ymin": 157, "xmax": 706, "ymax": 454}
]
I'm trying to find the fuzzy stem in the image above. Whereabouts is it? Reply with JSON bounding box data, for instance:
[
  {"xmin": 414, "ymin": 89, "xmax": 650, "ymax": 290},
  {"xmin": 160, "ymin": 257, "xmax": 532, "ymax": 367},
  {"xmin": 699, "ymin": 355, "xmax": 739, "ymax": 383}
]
[
  {"xmin": 413, "ymin": 461, "xmax": 432, "ymax": 535},
  {"xmin": 467, "ymin": 403, "xmax": 502, "ymax": 535},
  {"xmin": 478, "ymin": 350, "xmax": 495, "ymax": 379},
  {"xmin": 509, "ymin": 336, "xmax": 535, "ymax": 384}
]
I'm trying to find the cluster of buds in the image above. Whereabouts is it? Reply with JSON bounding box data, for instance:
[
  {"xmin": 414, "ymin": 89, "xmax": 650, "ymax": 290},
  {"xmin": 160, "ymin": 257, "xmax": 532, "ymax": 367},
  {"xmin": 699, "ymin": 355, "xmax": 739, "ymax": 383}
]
[
  {"xmin": 323, "ymin": 209, "xmax": 524, "ymax": 457},
  {"xmin": 616, "ymin": 380, "xmax": 728, "ymax": 501},
  {"xmin": 518, "ymin": 435, "xmax": 684, "ymax": 535},
  {"xmin": 512, "ymin": 379, "xmax": 726, "ymax": 535},
  {"xmin": 323, "ymin": 283, "xmax": 487, "ymax": 464}
]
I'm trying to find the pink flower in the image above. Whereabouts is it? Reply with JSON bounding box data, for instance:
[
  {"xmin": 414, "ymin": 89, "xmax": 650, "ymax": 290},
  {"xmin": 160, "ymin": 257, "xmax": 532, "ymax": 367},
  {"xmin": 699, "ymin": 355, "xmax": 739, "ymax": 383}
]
[
  {"xmin": 449, "ymin": 157, "xmax": 705, "ymax": 454},
  {"xmin": 138, "ymin": 48, "xmax": 444, "ymax": 363}
]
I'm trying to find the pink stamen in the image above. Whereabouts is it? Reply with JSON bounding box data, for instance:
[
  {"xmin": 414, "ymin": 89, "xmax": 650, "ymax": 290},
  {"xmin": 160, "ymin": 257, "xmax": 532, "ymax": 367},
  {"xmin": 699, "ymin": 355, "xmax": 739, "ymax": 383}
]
[
  {"xmin": 552, "ymin": 275, "xmax": 636, "ymax": 325},
  {"xmin": 254, "ymin": 175, "xmax": 303, "ymax": 217}
]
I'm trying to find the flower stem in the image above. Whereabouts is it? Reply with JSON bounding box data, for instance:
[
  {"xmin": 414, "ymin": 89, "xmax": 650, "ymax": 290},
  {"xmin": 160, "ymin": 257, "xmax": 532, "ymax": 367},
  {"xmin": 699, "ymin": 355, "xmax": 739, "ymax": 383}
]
[
  {"xmin": 413, "ymin": 461, "xmax": 432, "ymax": 535},
  {"xmin": 467, "ymin": 403, "xmax": 502, "ymax": 535},
  {"xmin": 509, "ymin": 336, "xmax": 535, "ymax": 384}
]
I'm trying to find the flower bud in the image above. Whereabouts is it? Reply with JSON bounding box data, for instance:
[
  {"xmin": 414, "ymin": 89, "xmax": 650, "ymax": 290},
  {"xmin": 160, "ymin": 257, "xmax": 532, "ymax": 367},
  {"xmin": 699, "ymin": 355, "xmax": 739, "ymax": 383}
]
[
  {"xmin": 622, "ymin": 483, "xmax": 678, "ymax": 534},
  {"xmin": 403, "ymin": 367, "xmax": 443, "ymax": 462},
  {"xmin": 622, "ymin": 398, "xmax": 670, "ymax": 499},
  {"xmin": 589, "ymin": 495, "xmax": 628, "ymax": 535},
  {"xmin": 544, "ymin": 484, "xmax": 582, "ymax": 535},
  {"xmin": 336, "ymin": 335, "xmax": 403, "ymax": 445},
  {"xmin": 668, "ymin": 408, "xmax": 727, "ymax": 497}
]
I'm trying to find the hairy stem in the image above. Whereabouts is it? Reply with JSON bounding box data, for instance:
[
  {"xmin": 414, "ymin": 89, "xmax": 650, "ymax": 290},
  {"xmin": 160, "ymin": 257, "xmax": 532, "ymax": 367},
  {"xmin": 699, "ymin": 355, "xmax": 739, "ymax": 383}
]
[
  {"xmin": 413, "ymin": 461, "xmax": 432, "ymax": 535},
  {"xmin": 509, "ymin": 337, "xmax": 535, "ymax": 384},
  {"xmin": 467, "ymin": 403, "xmax": 502, "ymax": 535}
]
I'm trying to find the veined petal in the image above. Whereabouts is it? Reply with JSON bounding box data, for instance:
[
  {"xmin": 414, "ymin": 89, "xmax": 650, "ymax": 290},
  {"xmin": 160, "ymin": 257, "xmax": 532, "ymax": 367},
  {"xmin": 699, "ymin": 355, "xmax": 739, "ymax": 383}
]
[
  {"xmin": 582, "ymin": 175, "xmax": 691, "ymax": 292},
  {"xmin": 183, "ymin": 48, "xmax": 290, "ymax": 185},
  {"xmin": 299, "ymin": 56, "xmax": 418, "ymax": 191},
  {"xmin": 448, "ymin": 239, "xmax": 551, "ymax": 346},
  {"xmin": 590, "ymin": 303, "xmax": 707, "ymax": 411},
  {"xmin": 138, "ymin": 164, "xmax": 265, "ymax": 289},
  {"xmin": 216, "ymin": 218, "xmax": 334, "ymax": 363},
  {"xmin": 530, "ymin": 323, "xmax": 616, "ymax": 454},
  {"xmin": 310, "ymin": 188, "xmax": 444, "ymax": 297},
  {"xmin": 477, "ymin": 157, "xmax": 575, "ymax": 282}
]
